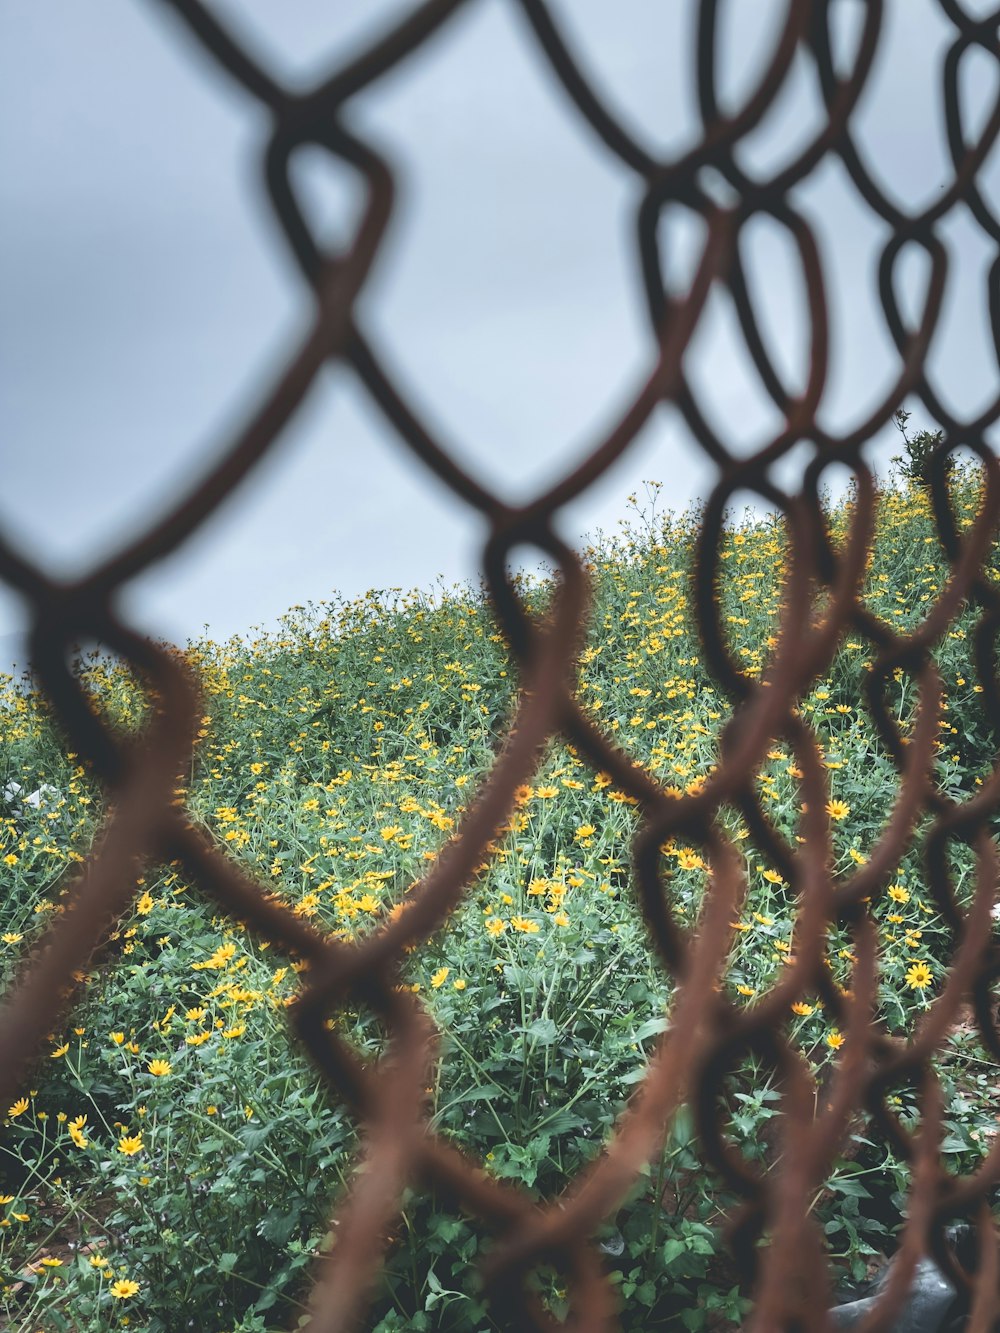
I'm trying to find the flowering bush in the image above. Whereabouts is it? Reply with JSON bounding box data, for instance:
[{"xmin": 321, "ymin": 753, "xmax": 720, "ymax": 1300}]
[{"xmin": 1, "ymin": 469, "xmax": 998, "ymax": 1330}]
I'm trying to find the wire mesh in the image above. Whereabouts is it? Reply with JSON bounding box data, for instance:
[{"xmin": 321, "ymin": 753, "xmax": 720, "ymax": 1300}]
[{"xmin": 2, "ymin": 1, "xmax": 1000, "ymax": 1328}]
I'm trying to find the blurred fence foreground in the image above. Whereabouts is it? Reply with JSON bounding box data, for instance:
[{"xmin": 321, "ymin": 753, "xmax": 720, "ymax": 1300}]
[{"xmin": 3, "ymin": 1, "xmax": 1000, "ymax": 1329}]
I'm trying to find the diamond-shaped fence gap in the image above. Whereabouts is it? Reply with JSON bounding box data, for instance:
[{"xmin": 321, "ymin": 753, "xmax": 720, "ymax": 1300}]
[
  {"xmin": 921, "ymin": 209, "xmax": 1000, "ymax": 426},
  {"xmin": 845, "ymin": 0, "xmax": 960, "ymax": 214},
  {"xmin": 286, "ymin": 146, "xmax": 371, "ymax": 263},
  {"xmin": 118, "ymin": 362, "xmax": 489, "ymax": 652},
  {"xmin": 530, "ymin": 0, "xmax": 697, "ymax": 161},
  {"xmin": 952, "ymin": 37, "xmax": 1000, "ymax": 160},
  {"xmin": 655, "ymin": 203, "xmax": 712, "ymax": 305},
  {"xmin": 351, "ymin": 14, "xmax": 655, "ymax": 508},
  {"xmin": 790, "ymin": 157, "xmax": 913, "ymax": 439},
  {"xmin": 767, "ymin": 439, "xmax": 820, "ymax": 499},
  {"xmin": 705, "ymin": 0, "xmax": 804, "ymax": 123},
  {"xmin": 732, "ymin": 208, "xmax": 825, "ymax": 408},
  {"xmin": 678, "ymin": 282, "xmax": 792, "ymax": 460},
  {"xmin": 728, "ymin": 40, "xmax": 832, "ymax": 183},
  {"xmin": 826, "ymin": 0, "xmax": 871, "ymax": 84}
]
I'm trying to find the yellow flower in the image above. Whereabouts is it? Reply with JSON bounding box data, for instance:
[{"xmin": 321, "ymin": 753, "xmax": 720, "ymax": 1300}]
[
  {"xmin": 485, "ymin": 918, "xmax": 506, "ymax": 936},
  {"xmin": 185, "ymin": 1031, "xmax": 212, "ymax": 1046},
  {"xmin": 0, "ymin": 1194, "xmax": 14, "ymax": 1204},
  {"xmin": 826, "ymin": 1030, "xmax": 845, "ymax": 1050},
  {"xmin": 430, "ymin": 967, "xmax": 449, "ymax": 989},
  {"xmin": 117, "ymin": 1134, "xmax": 144, "ymax": 1156},
  {"xmin": 1, "ymin": 932, "xmax": 22, "ymax": 944},
  {"xmin": 791, "ymin": 1002, "xmax": 814, "ymax": 1016},
  {"xmin": 185, "ymin": 1007, "xmax": 206, "ymax": 1022},
  {"xmin": 905, "ymin": 961, "xmax": 933, "ymax": 990},
  {"xmin": 574, "ymin": 824, "xmax": 596, "ymax": 841},
  {"xmin": 826, "ymin": 799, "xmax": 850, "ymax": 821},
  {"xmin": 39, "ymin": 1256, "xmax": 63, "ymax": 1267},
  {"xmin": 136, "ymin": 890, "xmax": 154, "ymax": 915},
  {"xmin": 676, "ymin": 849, "xmax": 705, "ymax": 871},
  {"xmin": 762, "ymin": 869, "xmax": 783, "ymax": 885},
  {"xmin": 110, "ymin": 1031, "xmax": 125, "ymax": 1045},
  {"xmin": 147, "ymin": 1059, "xmax": 172, "ymax": 1077},
  {"xmin": 7, "ymin": 1098, "xmax": 28, "ymax": 1118},
  {"xmin": 110, "ymin": 1278, "xmax": 140, "ymax": 1299},
  {"xmin": 192, "ymin": 941, "xmax": 237, "ymax": 971},
  {"xmin": 511, "ymin": 917, "xmax": 540, "ymax": 934},
  {"xmin": 50, "ymin": 1043, "xmax": 69, "ymax": 1059},
  {"xmin": 89, "ymin": 1254, "xmax": 110, "ymax": 1268},
  {"xmin": 69, "ymin": 1124, "xmax": 88, "ymax": 1149},
  {"xmin": 535, "ymin": 785, "xmax": 559, "ymax": 799},
  {"xmin": 453, "ymin": 979, "xmax": 467, "ymax": 991},
  {"xmin": 888, "ymin": 884, "xmax": 910, "ymax": 904}
]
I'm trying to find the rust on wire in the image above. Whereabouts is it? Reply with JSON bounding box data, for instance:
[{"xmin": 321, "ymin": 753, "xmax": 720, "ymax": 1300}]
[{"xmin": 2, "ymin": 1, "xmax": 1000, "ymax": 1328}]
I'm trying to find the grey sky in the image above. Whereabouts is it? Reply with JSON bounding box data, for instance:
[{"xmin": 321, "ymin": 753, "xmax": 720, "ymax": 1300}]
[{"xmin": 1, "ymin": 2, "xmax": 998, "ymax": 673}]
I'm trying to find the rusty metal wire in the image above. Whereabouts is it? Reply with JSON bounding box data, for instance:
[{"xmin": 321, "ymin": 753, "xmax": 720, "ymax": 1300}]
[{"xmin": 2, "ymin": 1, "xmax": 1000, "ymax": 1328}]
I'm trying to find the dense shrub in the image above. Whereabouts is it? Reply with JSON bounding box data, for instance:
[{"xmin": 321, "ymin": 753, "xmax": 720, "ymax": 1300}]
[{"xmin": 1, "ymin": 467, "xmax": 999, "ymax": 1330}]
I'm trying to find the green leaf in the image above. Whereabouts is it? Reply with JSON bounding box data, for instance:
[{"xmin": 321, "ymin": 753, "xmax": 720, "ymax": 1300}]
[
  {"xmin": 524, "ymin": 1017, "xmax": 560, "ymax": 1045},
  {"xmin": 259, "ymin": 1208, "xmax": 302, "ymax": 1245},
  {"xmin": 939, "ymin": 1133, "xmax": 968, "ymax": 1153},
  {"xmin": 663, "ymin": 1238, "xmax": 686, "ymax": 1266},
  {"xmin": 633, "ymin": 1016, "xmax": 668, "ymax": 1042},
  {"xmin": 620, "ymin": 1066, "xmax": 648, "ymax": 1084},
  {"xmin": 827, "ymin": 1176, "xmax": 872, "ymax": 1198},
  {"xmin": 254, "ymin": 1289, "xmax": 278, "ymax": 1314},
  {"xmin": 443, "ymin": 1083, "xmax": 503, "ymax": 1106},
  {"xmin": 534, "ymin": 1107, "xmax": 585, "ymax": 1136}
]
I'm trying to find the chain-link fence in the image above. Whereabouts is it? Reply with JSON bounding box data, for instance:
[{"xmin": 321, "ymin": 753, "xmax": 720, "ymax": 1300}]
[{"xmin": 3, "ymin": 2, "xmax": 1000, "ymax": 1328}]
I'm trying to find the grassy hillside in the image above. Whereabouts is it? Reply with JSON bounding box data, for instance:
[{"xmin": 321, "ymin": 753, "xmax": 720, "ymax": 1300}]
[{"xmin": 1, "ymin": 471, "xmax": 998, "ymax": 1331}]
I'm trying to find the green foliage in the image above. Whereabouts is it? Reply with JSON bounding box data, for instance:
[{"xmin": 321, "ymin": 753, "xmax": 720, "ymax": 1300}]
[
  {"xmin": 891, "ymin": 408, "xmax": 953, "ymax": 489},
  {"xmin": 1, "ymin": 471, "xmax": 999, "ymax": 1329}
]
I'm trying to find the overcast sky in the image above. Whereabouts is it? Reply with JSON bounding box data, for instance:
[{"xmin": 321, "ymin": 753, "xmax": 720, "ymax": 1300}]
[{"xmin": 2, "ymin": 1, "xmax": 998, "ymax": 672}]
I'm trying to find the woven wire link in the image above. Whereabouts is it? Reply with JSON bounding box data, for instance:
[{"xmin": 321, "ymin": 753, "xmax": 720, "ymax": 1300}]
[{"xmin": 2, "ymin": 2, "xmax": 1000, "ymax": 1328}]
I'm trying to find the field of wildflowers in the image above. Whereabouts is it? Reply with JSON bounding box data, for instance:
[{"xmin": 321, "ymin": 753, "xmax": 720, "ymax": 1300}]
[{"xmin": 1, "ymin": 469, "xmax": 999, "ymax": 1330}]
